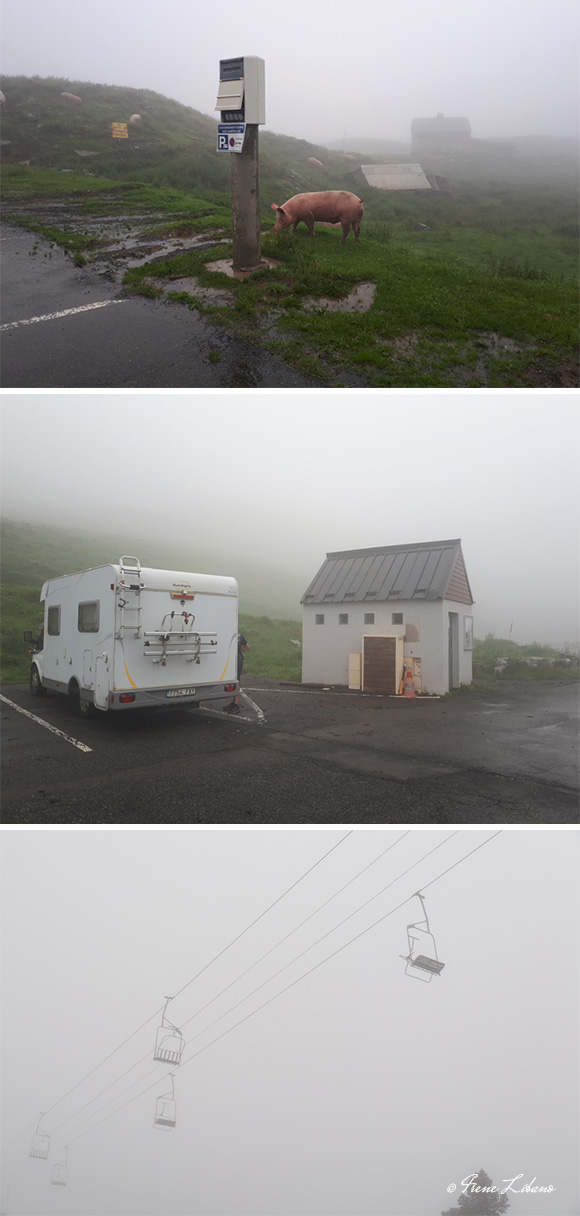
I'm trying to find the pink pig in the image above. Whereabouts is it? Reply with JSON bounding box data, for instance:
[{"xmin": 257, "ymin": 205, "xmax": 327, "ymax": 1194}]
[{"xmin": 271, "ymin": 190, "xmax": 364, "ymax": 243}]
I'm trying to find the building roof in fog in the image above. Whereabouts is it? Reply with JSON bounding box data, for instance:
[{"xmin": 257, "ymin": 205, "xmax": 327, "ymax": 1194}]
[
  {"xmin": 411, "ymin": 116, "xmax": 471, "ymax": 133},
  {"xmin": 301, "ymin": 539, "xmax": 474, "ymax": 605}
]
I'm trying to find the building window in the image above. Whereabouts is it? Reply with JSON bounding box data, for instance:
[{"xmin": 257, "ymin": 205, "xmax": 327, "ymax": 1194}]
[
  {"xmin": 338, "ymin": 613, "xmax": 349, "ymax": 625},
  {"xmin": 392, "ymin": 613, "xmax": 404, "ymax": 625},
  {"xmin": 78, "ymin": 601, "xmax": 100, "ymax": 633},
  {"xmin": 364, "ymin": 612, "xmax": 375, "ymax": 625},
  {"xmin": 47, "ymin": 606, "xmax": 61, "ymax": 636},
  {"xmin": 315, "ymin": 614, "xmax": 325, "ymax": 625}
]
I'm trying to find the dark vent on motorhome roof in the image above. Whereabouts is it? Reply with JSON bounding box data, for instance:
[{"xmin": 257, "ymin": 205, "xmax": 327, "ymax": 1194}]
[
  {"xmin": 323, "ymin": 593, "xmax": 334, "ymax": 600},
  {"xmin": 344, "ymin": 591, "xmax": 355, "ymax": 598},
  {"xmin": 364, "ymin": 591, "xmax": 377, "ymax": 599}
]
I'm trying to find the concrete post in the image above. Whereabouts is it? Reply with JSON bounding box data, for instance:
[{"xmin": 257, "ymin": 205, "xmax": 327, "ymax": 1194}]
[{"xmin": 231, "ymin": 125, "xmax": 261, "ymax": 272}]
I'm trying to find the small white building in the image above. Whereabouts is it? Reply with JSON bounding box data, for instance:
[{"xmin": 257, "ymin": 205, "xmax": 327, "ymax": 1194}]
[{"xmin": 301, "ymin": 539, "xmax": 474, "ymax": 696}]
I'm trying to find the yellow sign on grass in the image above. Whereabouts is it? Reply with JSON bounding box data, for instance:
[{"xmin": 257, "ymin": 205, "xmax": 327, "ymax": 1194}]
[{"xmin": 112, "ymin": 123, "xmax": 128, "ymax": 139}]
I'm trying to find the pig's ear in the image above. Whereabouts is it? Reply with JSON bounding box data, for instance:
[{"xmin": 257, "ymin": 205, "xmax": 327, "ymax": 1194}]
[{"xmin": 271, "ymin": 203, "xmax": 278, "ymax": 212}]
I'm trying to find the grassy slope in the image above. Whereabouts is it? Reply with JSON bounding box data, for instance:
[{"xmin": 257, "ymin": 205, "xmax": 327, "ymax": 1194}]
[
  {"xmin": 0, "ymin": 518, "xmax": 303, "ymax": 684},
  {"xmin": 1, "ymin": 76, "xmax": 578, "ymax": 386},
  {"xmin": 2, "ymin": 521, "xmax": 576, "ymax": 689}
]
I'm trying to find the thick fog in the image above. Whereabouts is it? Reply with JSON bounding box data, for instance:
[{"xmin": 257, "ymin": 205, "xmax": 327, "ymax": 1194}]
[
  {"xmin": 0, "ymin": 828, "xmax": 578, "ymax": 1216},
  {"xmin": 1, "ymin": 0, "xmax": 579, "ymax": 144},
  {"xmin": 1, "ymin": 393, "xmax": 579, "ymax": 647}
]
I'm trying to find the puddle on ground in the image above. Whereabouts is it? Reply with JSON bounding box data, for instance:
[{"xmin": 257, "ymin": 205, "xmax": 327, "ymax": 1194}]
[
  {"xmin": 303, "ymin": 282, "xmax": 376, "ymax": 313},
  {"xmin": 205, "ymin": 257, "xmax": 281, "ymax": 280},
  {"xmin": 148, "ymin": 275, "xmax": 234, "ymax": 306}
]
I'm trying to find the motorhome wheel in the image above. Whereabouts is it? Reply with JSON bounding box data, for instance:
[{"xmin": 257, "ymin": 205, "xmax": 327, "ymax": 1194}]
[{"xmin": 30, "ymin": 666, "xmax": 46, "ymax": 696}]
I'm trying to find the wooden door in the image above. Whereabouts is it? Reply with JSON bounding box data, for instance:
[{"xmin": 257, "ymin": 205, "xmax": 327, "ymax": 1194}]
[{"xmin": 363, "ymin": 636, "xmax": 397, "ymax": 694}]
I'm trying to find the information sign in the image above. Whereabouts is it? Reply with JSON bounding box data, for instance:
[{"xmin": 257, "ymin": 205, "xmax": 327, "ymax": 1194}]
[{"xmin": 217, "ymin": 123, "xmax": 246, "ymax": 153}]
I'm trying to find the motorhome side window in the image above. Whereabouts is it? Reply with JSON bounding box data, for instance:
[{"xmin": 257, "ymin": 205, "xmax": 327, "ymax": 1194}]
[
  {"xmin": 47, "ymin": 606, "xmax": 61, "ymax": 635},
  {"xmin": 78, "ymin": 601, "xmax": 100, "ymax": 632}
]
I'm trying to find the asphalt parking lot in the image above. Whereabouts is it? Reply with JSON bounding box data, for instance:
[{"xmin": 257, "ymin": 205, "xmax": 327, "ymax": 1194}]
[
  {"xmin": 1, "ymin": 678, "xmax": 578, "ymax": 823},
  {"xmin": 0, "ymin": 220, "xmax": 316, "ymax": 388}
]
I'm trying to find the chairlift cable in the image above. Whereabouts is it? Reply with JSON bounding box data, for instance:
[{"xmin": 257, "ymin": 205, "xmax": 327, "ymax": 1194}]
[
  {"xmin": 178, "ymin": 831, "xmax": 458, "ymax": 1049},
  {"xmin": 38, "ymin": 831, "xmax": 407, "ymax": 1147},
  {"xmin": 1, "ymin": 830, "xmax": 353, "ymax": 1160},
  {"xmin": 42, "ymin": 833, "xmax": 468, "ymax": 1152},
  {"xmin": 176, "ymin": 831, "xmax": 412, "ymax": 1034},
  {"xmin": 12, "ymin": 830, "xmax": 461, "ymax": 1170},
  {"xmin": 414, "ymin": 831, "xmax": 503, "ymax": 893},
  {"xmin": 169, "ymin": 830, "xmax": 354, "ymax": 1004},
  {"xmin": 47, "ymin": 831, "xmax": 503, "ymax": 1159}
]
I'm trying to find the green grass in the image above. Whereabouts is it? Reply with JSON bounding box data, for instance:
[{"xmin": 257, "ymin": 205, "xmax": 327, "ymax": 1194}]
[
  {"xmin": 472, "ymin": 635, "xmax": 579, "ymax": 686},
  {"xmin": 239, "ymin": 614, "xmax": 302, "ymax": 682},
  {"xmin": 1, "ymin": 74, "xmax": 578, "ymax": 386},
  {"xmin": 1, "ymin": 585, "xmax": 45, "ymax": 683},
  {"xmin": 122, "ymin": 226, "xmax": 578, "ymax": 386},
  {"xmin": 0, "ymin": 586, "xmax": 301, "ymax": 685}
]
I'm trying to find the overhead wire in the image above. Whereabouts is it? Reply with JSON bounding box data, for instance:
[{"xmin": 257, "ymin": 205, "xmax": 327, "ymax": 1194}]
[
  {"xmin": 1, "ymin": 830, "xmax": 353, "ymax": 1164},
  {"xmin": 29, "ymin": 831, "xmax": 494, "ymax": 1165},
  {"xmin": 16, "ymin": 830, "xmax": 412, "ymax": 1154},
  {"xmin": 52, "ymin": 830, "xmax": 503, "ymax": 1158},
  {"xmin": 6, "ymin": 831, "xmax": 502, "ymax": 1187}
]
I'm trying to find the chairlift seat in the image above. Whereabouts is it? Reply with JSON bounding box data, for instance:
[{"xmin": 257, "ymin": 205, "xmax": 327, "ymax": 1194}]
[
  {"xmin": 51, "ymin": 1164, "xmax": 68, "ymax": 1187},
  {"xmin": 30, "ymin": 1132, "xmax": 50, "ymax": 1159},
  {"xmin": 153, "ymin": 1028, "xmax": 184, "ymax": 1065},
  {"xmin": 410, "ymin": 954, "xmax": 445, "ymax": 975},
  {"xmin": 154, "ymin": 1097, "xmax": 176, "ymax": 1128}
]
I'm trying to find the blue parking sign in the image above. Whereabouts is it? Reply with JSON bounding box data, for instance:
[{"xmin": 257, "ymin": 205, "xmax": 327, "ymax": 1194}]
[{"xmin": 217, "ymin": 123, "xmax": 246, "ymax": 153}]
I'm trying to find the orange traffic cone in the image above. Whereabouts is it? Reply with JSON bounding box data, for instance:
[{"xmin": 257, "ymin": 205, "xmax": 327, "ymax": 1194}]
[{"xmin": 403, "ymin": 667, "xmax": 417, "ymax": 697}]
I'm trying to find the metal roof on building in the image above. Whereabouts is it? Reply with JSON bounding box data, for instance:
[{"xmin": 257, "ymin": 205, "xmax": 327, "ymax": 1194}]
[
  {"xmin": 301, "ymin": 540, "xmax": 474, "ymax": 605},
  {"xmin": 358, "ymin": 163, "xmax": 432, "ymax": 191},
  {"xmin": 411, "ymin": 116, "xmax": 471, "ymax": 133}
]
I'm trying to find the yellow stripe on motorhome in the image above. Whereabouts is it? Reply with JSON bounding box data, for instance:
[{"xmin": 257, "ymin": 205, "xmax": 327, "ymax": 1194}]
[
  {"xmin": 124, "ymin": 661, "xmax": 138, "ymax": 689},
  {"xmin": 219, "ymin": 659, "xmax": 230, "ymax": 681}
]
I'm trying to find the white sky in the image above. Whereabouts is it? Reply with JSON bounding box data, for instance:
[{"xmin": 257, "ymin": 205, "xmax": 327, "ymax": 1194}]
[
  {"xmin": 1, "ymin": 0, "xmax": 579, "ymax": 144},
  {"xmin": 1, "ymin": 392, "xmax": 579, "ymax": 646},
  {"xmin": 1, "ymin": 827, "xmax": 578, "ymax": 1216}
]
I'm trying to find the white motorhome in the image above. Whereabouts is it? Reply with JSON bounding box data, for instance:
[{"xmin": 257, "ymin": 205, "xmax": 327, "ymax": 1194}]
[{"xmin": 25, "ymin": 556, "xmax": 239, "ymax": 717}]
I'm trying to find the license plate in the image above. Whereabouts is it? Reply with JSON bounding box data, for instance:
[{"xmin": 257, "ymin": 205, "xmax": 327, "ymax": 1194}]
[{"xmin": 166, "ymin": 687, "xmax": 196, "ymax": 698}]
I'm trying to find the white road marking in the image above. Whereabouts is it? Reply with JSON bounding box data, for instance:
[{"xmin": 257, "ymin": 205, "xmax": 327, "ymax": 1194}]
[
  {"xmin": 240, "ymin": 690, "xmax": 266, "ymax": 723},
  {"xmin": 0, "ymin": 695, "xmax": 93, "ymax": 753},
  {"xmin": 243, "ymin": 687, "xmax": 440, "ymax": 700},
  {"xmin": 0, "ymin": 299, "xmax": 126, "ymax": 331}
]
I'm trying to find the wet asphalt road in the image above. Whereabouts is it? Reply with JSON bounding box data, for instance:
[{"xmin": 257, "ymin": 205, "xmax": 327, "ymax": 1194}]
[
  {"xmin": 1, "ymin": 679, "xmax": 578, "ymax": 824},
  {"xmin": 0, "ymin": 221, "xmax": 317, "ymax": 388}
]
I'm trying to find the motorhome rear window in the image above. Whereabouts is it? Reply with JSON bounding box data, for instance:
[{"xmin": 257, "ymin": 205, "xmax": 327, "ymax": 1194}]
[
  {"xmin": 47, "ymin": 606, "xmax": 61, "ymax": 636},
  {"xmin": 78, "ymin": 601, "xmax": 100, "ymax": 632}
]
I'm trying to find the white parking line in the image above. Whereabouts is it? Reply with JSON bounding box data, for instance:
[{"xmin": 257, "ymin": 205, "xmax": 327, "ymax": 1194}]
[
  {"xmin": 0, "ymin": 299, "xmax": 126, "ymax": 332},
  {"xmin": 0, "ymin": 695, "xmax": 93, "ymax": 753},
  {"xmin": 240, "ymin": 690, "xmax": 266, "ymax": 723}
]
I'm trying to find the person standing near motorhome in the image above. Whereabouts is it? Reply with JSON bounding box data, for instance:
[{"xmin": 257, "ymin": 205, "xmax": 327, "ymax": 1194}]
[{"xmin": 224, "ymin": 633, "xmax": 249, "ymax": 714}]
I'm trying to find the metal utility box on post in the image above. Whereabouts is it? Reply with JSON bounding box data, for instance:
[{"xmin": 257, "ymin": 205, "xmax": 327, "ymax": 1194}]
[{"xmin": 216, "ymin": 56, "xmax": 265, "ymax": 272}]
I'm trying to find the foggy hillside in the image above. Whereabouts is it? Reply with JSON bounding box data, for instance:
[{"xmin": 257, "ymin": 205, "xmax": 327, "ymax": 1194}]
[
  {"xmin": 0, "ymin": 517, "xmax": 305, "ymax": 620},
  {"xmin": 1, "ymin": 75, "xmax": 578, "ymax": 196}
]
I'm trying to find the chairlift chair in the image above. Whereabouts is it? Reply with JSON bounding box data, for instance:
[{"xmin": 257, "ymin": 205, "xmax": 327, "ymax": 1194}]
[
  {"xmin": 51, "ymin": 1149, "xmax": 68, "ymax": 1188},
  {"xmin": 401, "ymin": 894, "xmax": 445, "ymax": 982},
  {"xmin": 153, "ymin": 996, "xmax": 185, "ymax": 1065},
  {"xmin": 154, "ymin": 1074, "xmax": 177, "ymax": 1129},
  {"xmin": 29, "ymin": 1115, "xmax": 50, "ymax": 1159}
]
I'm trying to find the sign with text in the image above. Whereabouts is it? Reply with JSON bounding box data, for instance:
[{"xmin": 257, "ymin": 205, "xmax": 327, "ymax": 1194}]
[
  {"xmin": 217, "ymin": 123, "xmax": 246, "ymax": 153},
  {"xmin": 112, "ymin": 123, "xmax": 128, "ymax": 139}
]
